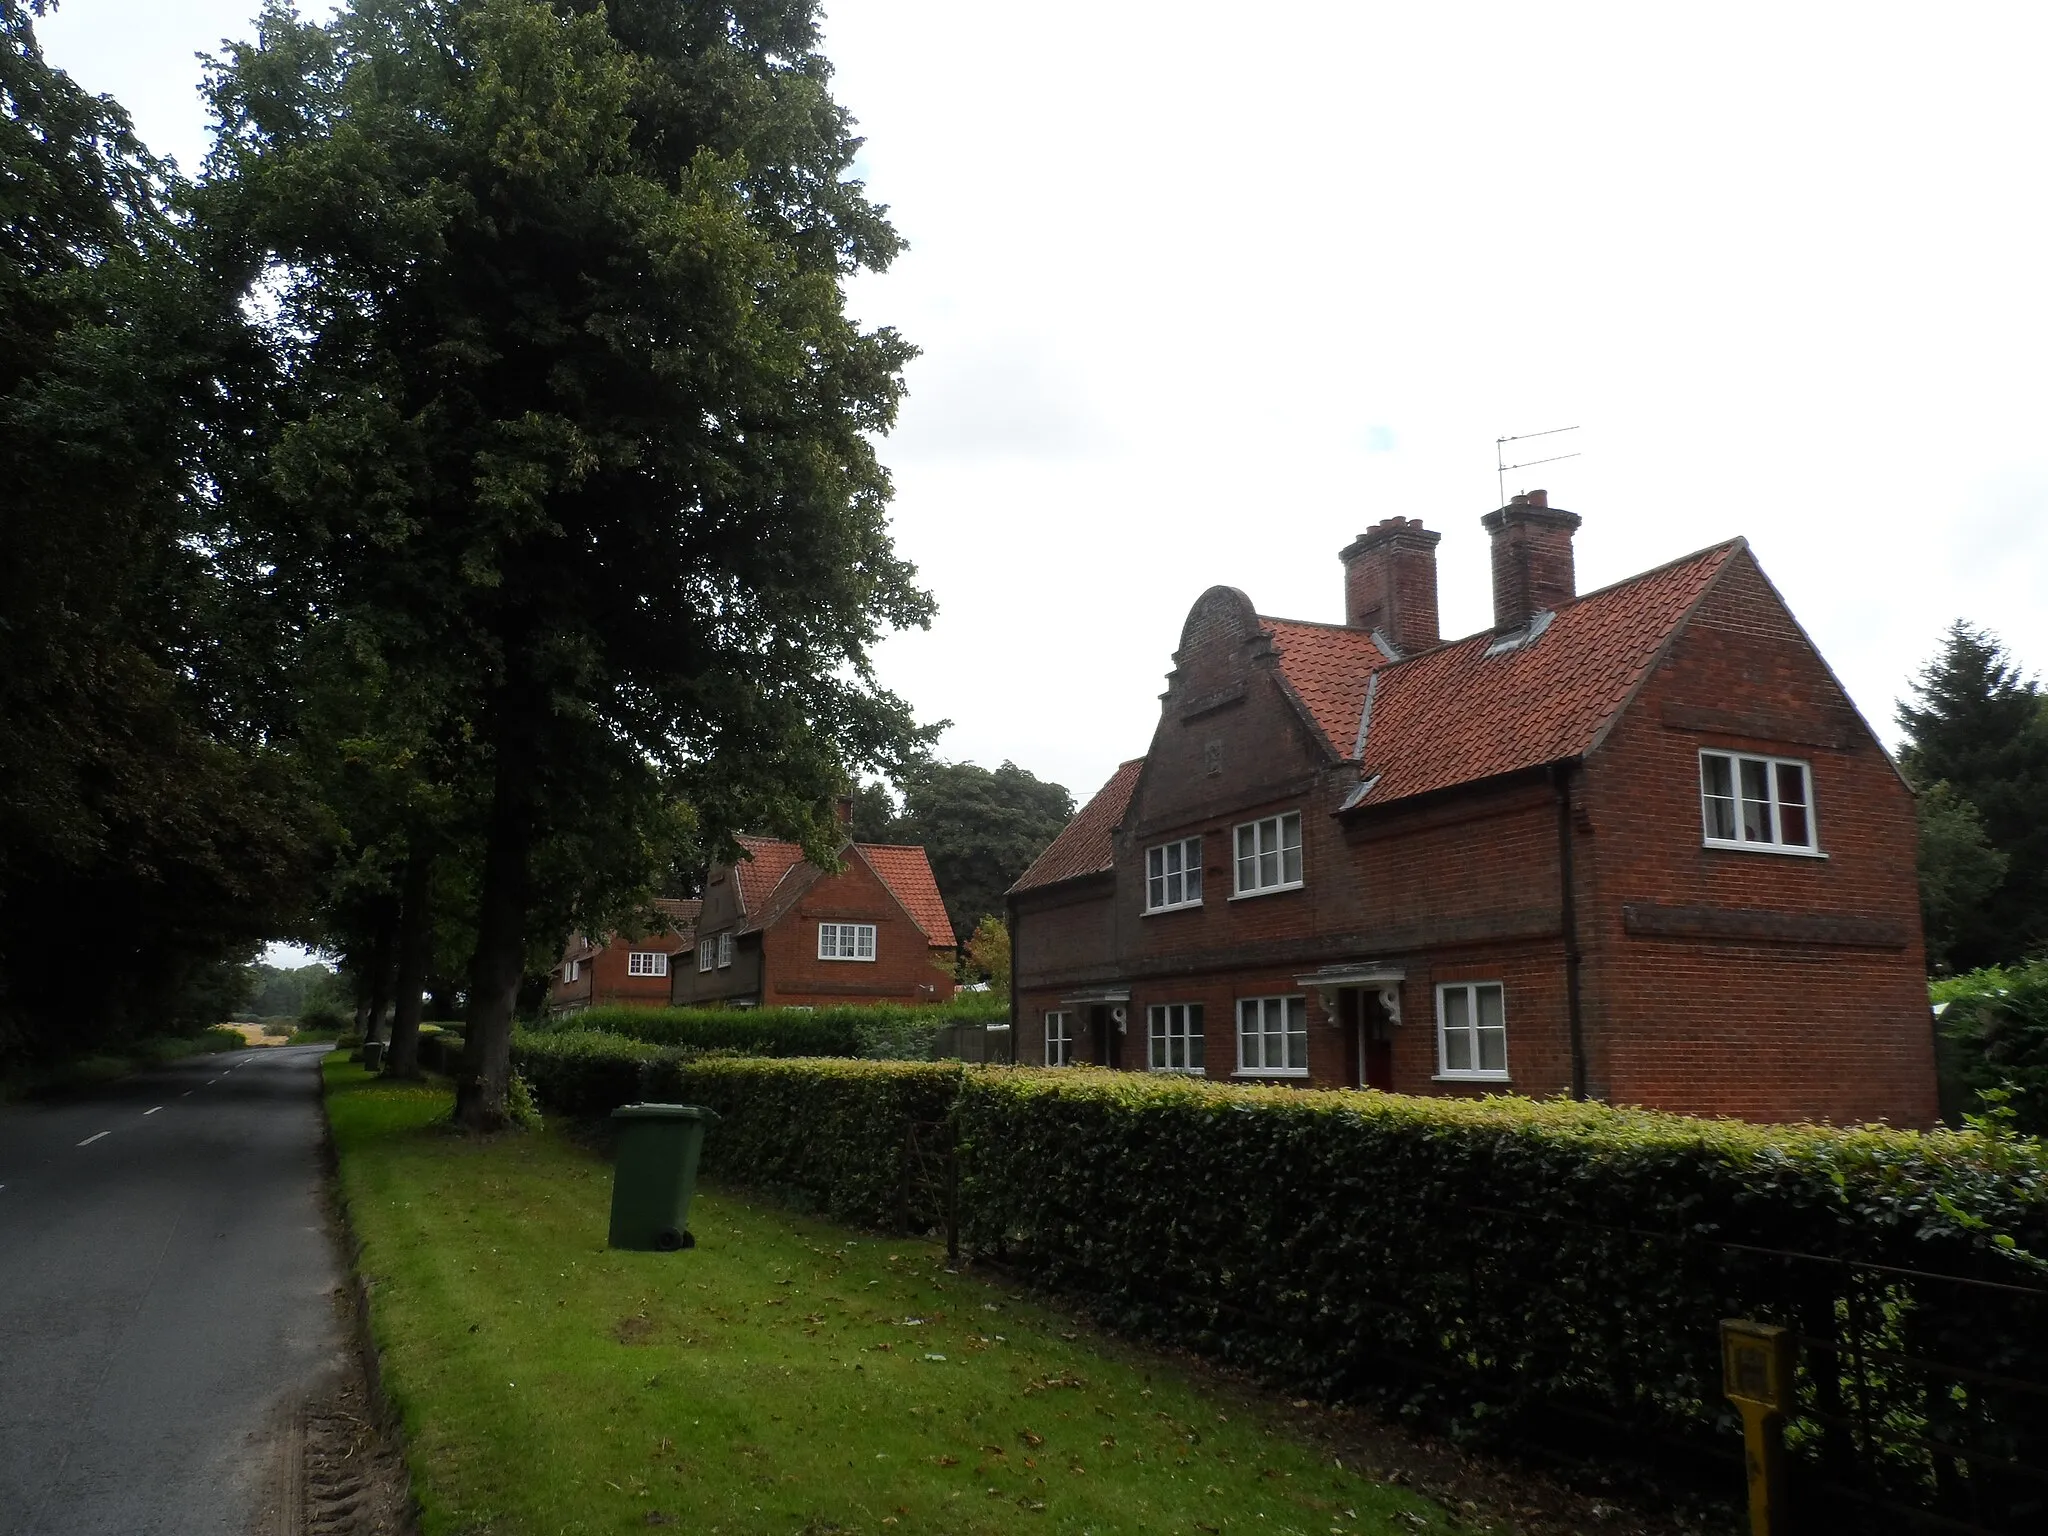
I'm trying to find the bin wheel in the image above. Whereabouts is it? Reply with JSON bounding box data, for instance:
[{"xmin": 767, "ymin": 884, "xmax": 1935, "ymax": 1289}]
[{"xmin": 655, "ymin": 1228, "xmax": 695, "ymax": 1252}]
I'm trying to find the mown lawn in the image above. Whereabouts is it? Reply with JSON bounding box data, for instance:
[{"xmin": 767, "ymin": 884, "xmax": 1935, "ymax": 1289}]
[{"xmin": 324, "ymin": 1061, "xmax": 1459, "ymax": 1536}]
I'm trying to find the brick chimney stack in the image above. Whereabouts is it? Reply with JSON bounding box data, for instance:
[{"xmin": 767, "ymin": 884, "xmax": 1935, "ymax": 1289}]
[
  {"xmin": 1480, "ymin": 490, "xmax": 1581, "ymax": 631},
  {"xmin": 1339, "ymin": 517, "xmax": 1441, "ymax": 655}
]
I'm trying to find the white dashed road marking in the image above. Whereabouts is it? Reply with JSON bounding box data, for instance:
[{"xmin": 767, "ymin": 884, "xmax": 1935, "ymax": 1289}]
[
  {"xmin": 78, "ymin": 1132, "xmax": 110, "ymax": 1147},
  {"xmin": 145, "ymin": 1107, "xmax": 162, "ymax": 1115}
]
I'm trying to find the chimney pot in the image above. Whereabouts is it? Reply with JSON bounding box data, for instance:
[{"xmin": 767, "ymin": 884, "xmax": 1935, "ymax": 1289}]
[
  {"xmin": 1481, "ymin": 496, "xmax": 1581, "ymax": 631},
  {"xmin": 1339, "ymin": 518, "xmax": 1441, "ymax": 654}
]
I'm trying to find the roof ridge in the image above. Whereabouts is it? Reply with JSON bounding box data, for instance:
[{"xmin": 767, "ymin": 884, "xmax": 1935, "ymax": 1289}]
[{"xmin": 1369, "ymin": 536, "xmax": 1747, "ymax": 670}]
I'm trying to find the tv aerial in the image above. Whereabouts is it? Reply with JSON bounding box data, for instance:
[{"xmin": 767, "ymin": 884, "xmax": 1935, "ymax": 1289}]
[{"xmin": 1495, "ymin": 426, "xmax": 1581, "ymax": 507}]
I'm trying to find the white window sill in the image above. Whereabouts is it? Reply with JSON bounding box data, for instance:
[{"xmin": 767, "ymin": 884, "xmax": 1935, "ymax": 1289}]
[
  {"xmin": 1702, "ymin": 839, "xmax": 1828, "ymax": 859},
  {"xmin": 1141, "ymin": 901, "xmax": 1205, "ymax": 917},
  {"xmin": 818, "ymin": 956, "xmax": 879, "ymax": 963},
  {"xmin": 1233, "ymin": 1069, "xmax": 1309, "ymax": 1080},
  {"xmin": 1148, "ymin": 1066, "xmax": 1206, "ymax": 1076},
  {"xmin": 1228, "ymin": 882, "xmax": 1304, "ymax": 902},
  {"xmin": 1433, "ymin": 1072, "xmax": 1512, "ymax": 1084}
]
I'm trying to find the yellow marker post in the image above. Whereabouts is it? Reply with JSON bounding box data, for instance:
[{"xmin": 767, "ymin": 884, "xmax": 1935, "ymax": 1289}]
[{"xmin": 1721, "ymin": 1319, "xmax": 1794, "ymax": 1535}]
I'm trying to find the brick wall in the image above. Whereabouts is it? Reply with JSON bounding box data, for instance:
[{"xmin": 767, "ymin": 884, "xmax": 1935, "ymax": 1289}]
[
  {"xmin": 1578, "ymin": 551, "xmax": 1935, "ymax": 1125},
  {"xmin": 759, "ymin": 854, "xmax": 955, "ymax": 1008}
]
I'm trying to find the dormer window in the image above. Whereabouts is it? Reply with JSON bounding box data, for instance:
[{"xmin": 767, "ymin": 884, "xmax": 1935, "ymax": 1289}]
[
  {"xmin": 1700, "ymin": 751, "xmax": 1818, "ymax": 854},
  {"xmin": 1144, "ymin": 836, "xmax": 1203, "ymax": 912}
]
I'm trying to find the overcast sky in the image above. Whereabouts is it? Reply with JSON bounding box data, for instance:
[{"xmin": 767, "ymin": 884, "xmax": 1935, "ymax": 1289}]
[{"xmin": 39, "ymin": 0, "xmax": 2048, "ymax": 823}]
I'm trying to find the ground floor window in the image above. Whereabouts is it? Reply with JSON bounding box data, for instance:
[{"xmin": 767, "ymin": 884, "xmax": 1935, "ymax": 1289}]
[
  {"xmin": 1045, "ymin": 1010, "xmax": 1074, "ymax": 1066},
  {"xmin": 1237, "ymin": 995, "xmax": 1307, "ymax": 1075},
  {"xmin": 627, "ymin": 950, "xmax": 668, "ymax": 977},
  {"xmin": 1147, "ymin": 1003, "xmax": 1205, "ymax": 1074},
  {"xmin": 1436, "ymin": 981, "xmax": 1507, "ymax": 1079}
]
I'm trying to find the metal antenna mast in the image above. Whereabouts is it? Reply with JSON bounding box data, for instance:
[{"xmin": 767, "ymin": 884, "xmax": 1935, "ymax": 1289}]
[{"xmin": 1495, "ymin": 426, "xmax": 1581, "ymax": 507}]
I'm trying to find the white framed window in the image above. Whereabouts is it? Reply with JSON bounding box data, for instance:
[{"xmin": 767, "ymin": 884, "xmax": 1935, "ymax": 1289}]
[
  {"xmin": 563, "ymin": 959, "xmax": 580, "ymax": 983},
  {"xmin": 819, "ymin": 922, "xmax": 877, "ymax": 961},
  {"xmin": 1700, "ymin": 751, "xmax": 1818, "ymax": 853},
  {"xmin": 1237, "ymin": 995, "xmax": 1308, "ymax": 1076},
  {"xmin": 1145, "ymin": 836, "xmax": 1204, "ymax": 912},
  {"xmin": 1147, "ymin": 1003, "xmax": 1205, "ymax": 1074},
  {"xmin": 697, "ymin": 938, "xmax": 715, "ymax": 973},
  {"xmin": 1233, "ymin": 811, "xmax": 1303, "ymax": 896},
  {"xmin": 1436, "ymin": 982, "xmax": 1508, "ymax": 1080},
  {"xmin": 1045, "ymin": 1010, "xmax": 1074, "ymax": 1066},
  {"xmin": 626, "ymin": 951, "xmax": 667, "ymax": 978},
  {"xmin": 716, "ymin": 932, "xmax": 733, "ymax": 968}
]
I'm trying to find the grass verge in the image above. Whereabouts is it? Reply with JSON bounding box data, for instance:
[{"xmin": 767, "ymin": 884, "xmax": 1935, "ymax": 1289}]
[{"xmin": 323, "ymin": 1060, "xmax": 1458, "ymax": 1536}]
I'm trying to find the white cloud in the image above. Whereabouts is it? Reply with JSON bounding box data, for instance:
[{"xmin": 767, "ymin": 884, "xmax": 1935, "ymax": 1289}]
[{"xmin": 37, "ymin": 0, "xmax": 2048, "ymax": 807}]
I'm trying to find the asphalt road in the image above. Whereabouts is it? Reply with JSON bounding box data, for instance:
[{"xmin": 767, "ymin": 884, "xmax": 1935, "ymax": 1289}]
[{"xmin": 0, "ymin": 1044, "xmax": 346, "ymax": 1535}]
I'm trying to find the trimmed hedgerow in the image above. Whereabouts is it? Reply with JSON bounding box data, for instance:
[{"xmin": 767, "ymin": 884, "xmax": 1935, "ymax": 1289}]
[
  {"xmin": 659, "ymin": 1057, "xmax": 964, "ymax": 1231},
  {"xmin": 500, "ymin": 1040, "xmax": 2048, "ymax": 1522},
  {"xmin": 508, "ymin": 1036, "xmax": 963, "ymax": 1230},
  {"xmin": 956, "ymin": 1071, "xmax": 2048, "ymax": 1519},
  {"xmin": 543, "ymin": 997, "xmax": 1006, "ymax": 1060}
]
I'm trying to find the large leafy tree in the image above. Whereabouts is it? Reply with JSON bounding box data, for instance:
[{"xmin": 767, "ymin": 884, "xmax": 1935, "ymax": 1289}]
[
  {"xmin": 200, "ymin": 0, "xmax": 932, "ymax": 1126},
  {"xmin": 1898, "ymin": 623, "xmax": 2048, "ymax": 970},
  {"xmin": 864, "ymin": 761, "xmax": 1073, "ymax": 941},
  {"xmin": 0, "ymin": 1, "xmax": 317, "ymax": 1063}
]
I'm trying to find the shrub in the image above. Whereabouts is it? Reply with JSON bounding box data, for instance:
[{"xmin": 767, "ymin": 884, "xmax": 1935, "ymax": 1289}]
[
  {"xmin": 546, "ymin": 998, "xmax": 1007, "ymax": 1059},
  {"xmin": 508, "ymin": 1035, "xmax": 2048, "ymax": 1526},
  {"xmin": 298, "ymin": 999, "xmax": 351, "ymax": 1037},
  {"xmin": 1942, "ymin": 960, "xmax": 2048, "ymax": 1135}
]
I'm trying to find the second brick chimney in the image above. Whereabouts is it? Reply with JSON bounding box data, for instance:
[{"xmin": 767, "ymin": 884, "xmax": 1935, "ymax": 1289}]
[
  {"xmin": 1339, "ymin": 517, "xmax": 1441, "ymax": 655},
  {"xmin": 1480, "ymin": 490, "xmax": 1581, "ymax": 631}
]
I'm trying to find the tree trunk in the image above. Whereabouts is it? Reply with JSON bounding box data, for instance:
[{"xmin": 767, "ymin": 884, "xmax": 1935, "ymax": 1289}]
[
  {"xmin": 456, "ymin": 702, "xmax": 538, "ymax": 1131},
  {"xmin": 383, "ymin": 842, "xmax": 435, "ymax": 1078},
  {"xmin": 364, "ymin": 896, "xmax": 399, "ymax": 1045}
]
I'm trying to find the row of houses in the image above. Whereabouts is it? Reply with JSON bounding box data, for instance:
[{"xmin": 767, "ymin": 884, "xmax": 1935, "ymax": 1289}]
[
  {"xmin": 553, "ymin": 492, "xmax": 1938, "ymax": 1128},
  {"xmin": 548, "ymin": 824, "xmax": 958, "ymax": 1013}
]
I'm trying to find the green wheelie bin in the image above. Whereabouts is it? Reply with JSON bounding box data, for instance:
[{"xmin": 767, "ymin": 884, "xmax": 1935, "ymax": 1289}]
[
  {"xmin": 608, "ymin": 1103, "xmax": 719, "ymax": 1251},
  {"xmin": 361, "ymin": 1039, "xmax": 385, "ymax": 1071}
]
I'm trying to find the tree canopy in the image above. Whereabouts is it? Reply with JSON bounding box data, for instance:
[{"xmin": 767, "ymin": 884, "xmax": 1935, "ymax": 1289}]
[
  {"xmin": 197, "ymin": 0, "xmax": 933, "ymax": 1123},
  {"xmin": 0, "ymin": 0, "xmax": 319, "ymax": 1066},
  {"xmin": 856, "ymin": 760, "xmax": 1073, "ymax": 941},
  {"xmin": 1899, "ymin": 623, "xmax": 2048, "ymax": 970}
]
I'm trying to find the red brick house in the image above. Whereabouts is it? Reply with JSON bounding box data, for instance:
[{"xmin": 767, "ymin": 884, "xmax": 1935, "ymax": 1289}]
[
  {"xmin": 549, "ymin": 898, "xmax": 701, "ymax": 1015},
  {"xmin": 1009, "ymin": 494, "xmax": 1937, "ymax": 1126},
  {"xmin": 674, "ymin": 835, "xmax": 957, "ymax": 1008}
]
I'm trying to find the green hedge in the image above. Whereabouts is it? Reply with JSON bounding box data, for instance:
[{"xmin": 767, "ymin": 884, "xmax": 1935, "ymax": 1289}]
[
  {"xmin": 1939, "ymin": 962, "xmax": 2048, "ymax": 1136},
  {"xmin": 510, "ymin": 1031, "xmax": 962, "ymax": 1229},
  {"xmin": 508, "ymin": 1033, "xmax": 2048, "ymax": 1525},
  {"xmin": 541, "ymin": 997, "xmax": 1006, "ymax": 1059}
]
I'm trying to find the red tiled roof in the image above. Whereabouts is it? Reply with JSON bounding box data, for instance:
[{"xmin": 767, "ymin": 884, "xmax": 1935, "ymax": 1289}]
[
  {"xmin": 1350, "ymin": 540, "xmax": 1740, "ymax": 806},
  {"xmin": 1258, "ymin": 619, "xmax": 1388, "ymax": 755},
  {"xmin": 727, "ymin": 834, "xmax": 956, "ymax": 948},
  {"xmin": 1010, "ymin": 757, "xmax": 1145, "ymax": 893},
  {"xmin": 731, "ymin": 835, "xmax": 809, "ymax": 921},
  {"xmin": 859, "ymin": 844, "xmax": 957, "ymax": 947}
]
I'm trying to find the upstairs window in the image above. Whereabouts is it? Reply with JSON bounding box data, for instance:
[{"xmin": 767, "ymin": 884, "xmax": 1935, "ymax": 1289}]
[
  {"xmin": 697, "ymin": 938, "xmax": 715, "ymax": 973},
  {"xmin": 1437, "ymin": 982, "xmax": 1508, "ymax": 1080},
  {"xmin": 1147, "ymin": 1003, "xmax": 1205, "ymax": 1074},
  {"xmin": 626, "ymin": 951, "xmax": 667, "ymax": 978},
  {"xmin": 1045, "ymin": 1010, "xmax": 1074, "ymax": 1066},
  {"xmin": 717, "ymin": 932, "xmax": 733, "ymax": 968},
  {"xmin": 1234, "ymin": 812, "xmax": 1303, "ymax": 895},
  {"xmin": 819, "ymin": 922, "xmax": 876, "ymax": 962},
  {"xmin": 1237, "ymin": 995, "xmax": 1308, "ymax": 1075},
  {"xmin": 563, "ymin": 959, "xmax": 580, "ymax": 983},
  {"xmin": 1145, "ymin": 836, "xmax": 1204, "ymax": 911},
  {"xmin": 1700, "ymin": 751, "xmax": 1817, "ymax": 853}
]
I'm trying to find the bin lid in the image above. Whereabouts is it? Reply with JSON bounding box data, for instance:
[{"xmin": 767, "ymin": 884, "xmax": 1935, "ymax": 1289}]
[{"xmin": 611, "ymin": 1102, "xmax": 721, "ymax": 1123}]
